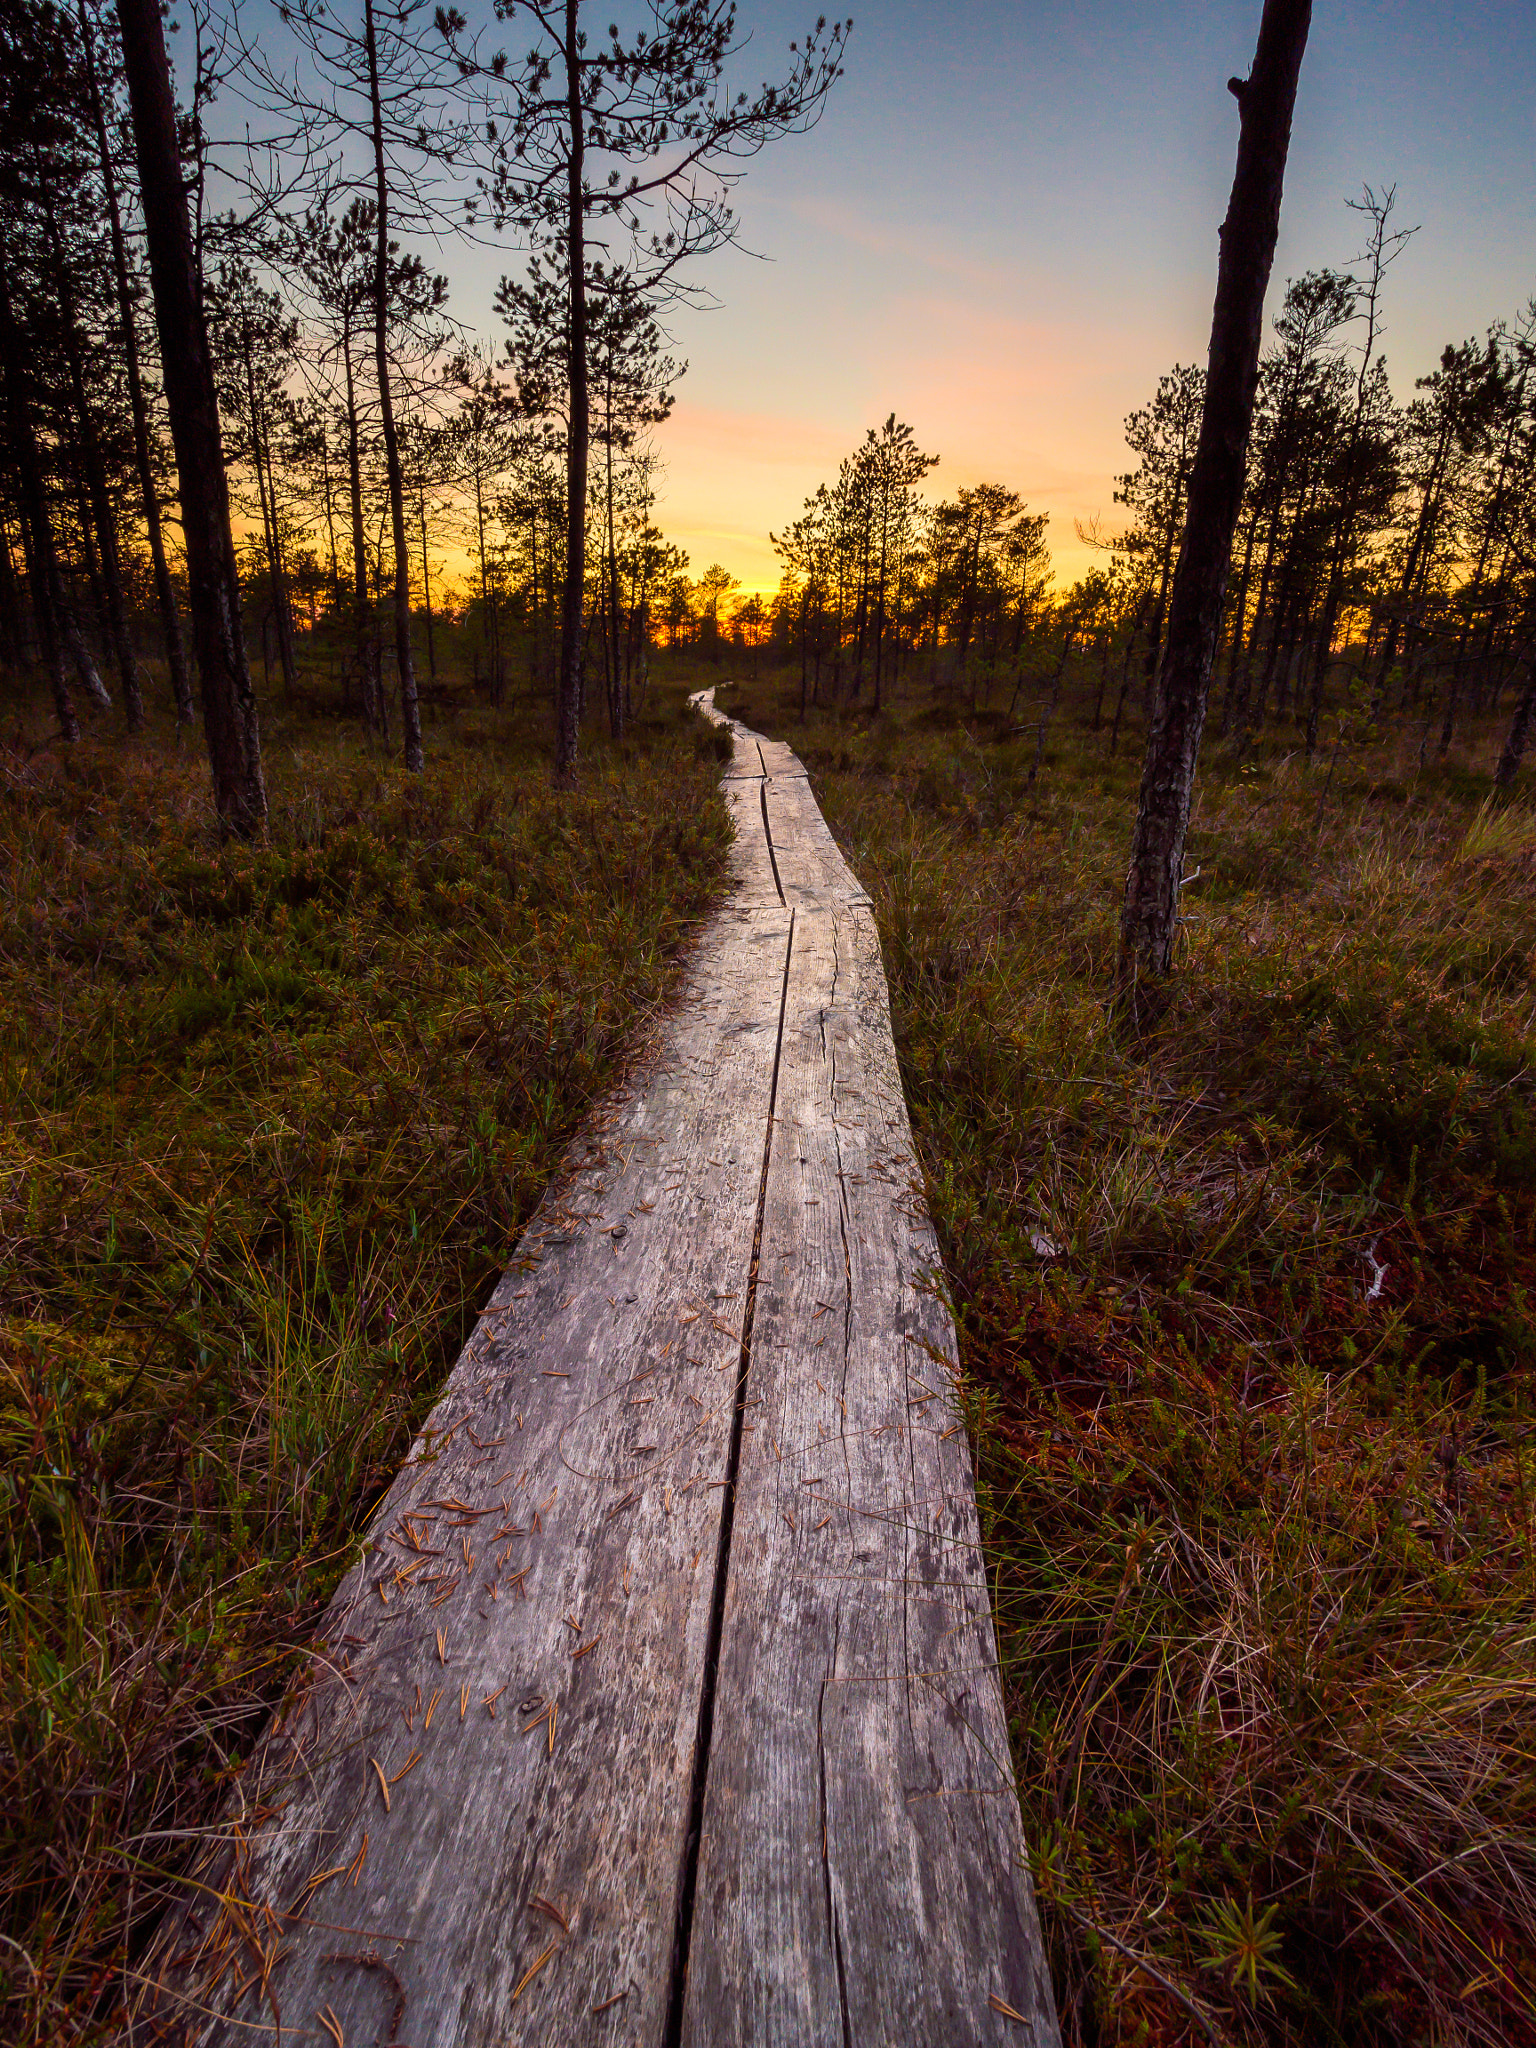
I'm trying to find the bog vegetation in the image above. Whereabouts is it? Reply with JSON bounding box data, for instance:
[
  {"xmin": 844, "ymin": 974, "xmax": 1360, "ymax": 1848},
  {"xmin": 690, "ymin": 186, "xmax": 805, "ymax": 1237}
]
[
  {"xmin": 720, "ymin": 666, "xmax": 1536, "ymax": 2048},
  {"xmin": 0, "ymin": 685, "xmax": 732, "ymax": 2041},
  {"xmin": 1, "ymin": 0, "xmax": 1534, "ymax": 2039}
]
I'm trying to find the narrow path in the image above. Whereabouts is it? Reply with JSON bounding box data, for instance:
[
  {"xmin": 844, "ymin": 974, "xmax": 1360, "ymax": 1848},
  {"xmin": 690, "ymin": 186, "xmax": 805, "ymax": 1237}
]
[{"xmin": 148, "ymin": 693, "xmax": 1059, "ymax": 2047}]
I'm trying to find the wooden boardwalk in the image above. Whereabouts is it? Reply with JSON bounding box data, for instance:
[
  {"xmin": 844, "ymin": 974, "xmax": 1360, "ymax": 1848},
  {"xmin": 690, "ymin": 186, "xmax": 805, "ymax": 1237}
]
[{"xmin": 147, "ymin": 693, "xmax": 1060, "ymax": 2047}]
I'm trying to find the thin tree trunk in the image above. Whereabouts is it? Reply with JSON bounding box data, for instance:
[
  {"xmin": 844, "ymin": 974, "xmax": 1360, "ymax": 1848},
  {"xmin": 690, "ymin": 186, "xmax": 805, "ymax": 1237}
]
[
  {"xmin": 319, "ymin": 432, "xmax": 343, "ymax": 612},
  {"xmin": 419, "ymin": 478, "xmax": 436, "ymax": 678},
  {"xmin": 556, "ymin": 0, "xmax": 588, "ymax": 779},
  {"xmin": 1119, "ymin": 0, "xmax": 1312, "ymax": 987},
  {"xmin": 1028, "ymin": 627, "xmax": 1074, "ymax": 784},
  {"xmin": 528, "ymin": 504, "xmax": 540, "ymax": 695},
  {"xmin": 82, "ymin": 1, "xmax": 192, "ymax": 724},
  {"xmin": 241, "ymin": 325, "xmax": 298, "ymax": 703},
  {"xmin": 0, "ymin": 256, "xmax": 80, "ymax": 740},
  {"xmin": 117, "ymin": 0, "xmax": 265, "ymax": 832},
  {"xmin": 364, "ymin": 0, "xmax": 423, "ymax": 772},
  {"xmin": 261, "ymin": 409, "xmax": 299, "ymax": 697},
  {"xmin": 79, "ymin": 414, "xmax": 141, "ymax": 725},
  {"xmin": 1219, "ymin": 505, "xmax": 1259, "ymax": 732},
  {"xmin": 342, "ymin": 329, "xmax": 382, "ymax": 738},
  {"xmin": 38, "ymin": 172, "xmax": 140, "ymax": 726},
  {"xmin": 605, "ymin": 404, "xmax": 623, "ymax": 739},
  {"xmin": 1373, "ymin": 430, "xmax": 1451, "ymax": 699},
  {"xmin": 0, "ymin": 512, "xmax": 28, "ymax": 670}
]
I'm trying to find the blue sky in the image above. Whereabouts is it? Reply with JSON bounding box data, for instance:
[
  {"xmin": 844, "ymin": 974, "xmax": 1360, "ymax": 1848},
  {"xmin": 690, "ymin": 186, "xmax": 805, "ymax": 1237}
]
[
  {"xmin": 646, "ymin": 0, "xmax": 1536, "ymax": 588},
  {"xmin": 183, "ymin": 0, "xmax": 1536, "ymax": 593}
]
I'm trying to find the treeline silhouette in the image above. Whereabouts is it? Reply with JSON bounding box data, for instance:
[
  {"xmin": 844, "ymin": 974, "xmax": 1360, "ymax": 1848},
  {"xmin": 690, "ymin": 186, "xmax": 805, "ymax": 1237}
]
[
  {"xmin": 0, "ymin": 0, "xmax": 846, "ymax": 820},
  {"xmin": 761, "ymin": 201, "xmax": 1535, "ymax": 793}
]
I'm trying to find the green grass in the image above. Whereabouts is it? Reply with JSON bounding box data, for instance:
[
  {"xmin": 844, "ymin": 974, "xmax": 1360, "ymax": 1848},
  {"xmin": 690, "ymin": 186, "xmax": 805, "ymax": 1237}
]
[
  {"xmin": 724, "ymin": 668, "xmax": 1536, "ymax": 2047},
  {"xmin": 0, "ymin": 673, "xmax": 730, "ymax": 2043}
]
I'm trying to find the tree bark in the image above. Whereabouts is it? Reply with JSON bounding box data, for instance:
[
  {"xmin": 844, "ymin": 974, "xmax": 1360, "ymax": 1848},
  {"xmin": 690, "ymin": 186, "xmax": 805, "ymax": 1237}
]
[
  {"xmin": 82, "ymin": 0, "xmax": 194, "ymax": 725},
  {"xmin": 556, "ymin": 0, "xmax": 588, "ymax": 779},
  {"xmin": 364, "ymin": 0, "xmax": 424, "ymax": 772},
  {"xmin": 1118, "ymin": 0, "xmax": 1311, "ymax": 987},
  {"xmin": 38, "ymin": 182, "xmax": 143, "ymax": 728},
  {"xmin": 604, "ymin": 383, "xmax": 624, "ymax": 739},
  {"xmin": 418, "ymin": 477, "xmax": 436, "ymax": 678},
  {"xmin": 0, "ymin": 257, "xmax": 79, "ymax": 741},
  {"xmin": 0, "ymin": 512, "xmax": 29, "ymax": 671},
  {"xmin": 117, "ymin": 0, "xmax": 266, "ymax": 833},
  {"xmin": 240, "ymin": 322, "xmax": 298, "ymax": 702},
  {"xmin": 341, "ymin": 326, "xmax": 383, "ymax": 739}
]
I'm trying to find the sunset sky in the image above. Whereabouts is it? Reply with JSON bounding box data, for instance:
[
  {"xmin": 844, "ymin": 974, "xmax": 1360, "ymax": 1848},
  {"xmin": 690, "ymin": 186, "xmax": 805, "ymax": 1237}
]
[
  {"xmin": 195, "ymin": 0, "xmax": 1536, "ymax": 602},
  {"xmin": 594, "ymin": 0, "xmax": 1535, "ymax": 597}
]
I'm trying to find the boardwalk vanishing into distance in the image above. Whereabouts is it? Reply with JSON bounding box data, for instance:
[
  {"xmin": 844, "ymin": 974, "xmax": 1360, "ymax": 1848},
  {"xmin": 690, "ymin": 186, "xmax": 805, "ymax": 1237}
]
[{"xmin": 145, "ymin": 688, "xmax": 1060, "ymax": 2047}]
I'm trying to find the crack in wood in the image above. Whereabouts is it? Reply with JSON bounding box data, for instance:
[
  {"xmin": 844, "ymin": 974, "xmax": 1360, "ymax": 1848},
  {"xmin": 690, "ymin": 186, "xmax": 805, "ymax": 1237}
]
[
  {"xmin": 759, "ymin": 768, "xmax": 786, "ymax": 905},
  {"xmin": 663, "ymin": 906, "xmax": 796, "ymax": 2047}
]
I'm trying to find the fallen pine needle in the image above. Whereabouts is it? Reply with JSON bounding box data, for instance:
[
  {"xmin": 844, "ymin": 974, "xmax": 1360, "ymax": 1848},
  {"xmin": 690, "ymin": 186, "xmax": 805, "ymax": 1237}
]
[
  {"xmin": 989, "ymin": 1993, "xmax": 1030, "ymax": 2023},
  {"xmin": 572, "ymin": 1634, "xmax": 602, "ymax": 1659},
  {"xmin": 424, "ymin": 1687, "xmax": 442, "ymax": 1731},
  {"xmin": 531, "ymin": 1895, "xmax": 569, "ymax": 1933},
  {"xmin": 592, "ymin": 1989, "xmax": 629, "ymax": 2014},
  {"xmin": 389, "ymin": 1749, "xmax": 422, "ymax": 1785},
  {"xmin": 512, "ymin": 1942, "xmax": 557, "ymax": 2002},
  {"xmin": 318, "ymin": 2003, "xmax": 345, "ymax": 2048},
  {"xmin": 371, "ymin": 1757, "xmax": 391, "ymax": 1813},
  {"xmin": 295, "ymin": 1863, "xmax": 348, "ymax": 1907},
  {"xmin": 347, "ymin": 1833, "xmax": 368, "ymax": 1886}
]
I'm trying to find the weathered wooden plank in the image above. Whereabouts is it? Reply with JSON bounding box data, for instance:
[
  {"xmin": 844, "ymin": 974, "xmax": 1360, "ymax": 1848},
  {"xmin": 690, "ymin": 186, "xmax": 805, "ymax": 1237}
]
[
  {"xmin": 762, "ymin": 768, "xmax": 871, "ymax": 907},
  {"xmin": 147, "ymin": 900, "xmax": 794, "ymax": 2047},
  {"xmin": 148, "ymin": 688, "xmax": 1058, "ymax": 2048},
  {"xmin": 753, "ymin": 734, "xmax": 810, "ymax": 780},
  {"xmin": 691, "ymin": 690, "xmax": 786, "ymax": 908},
  {"xmin": 678, "ymin": 922, "xmax": 1058, "ymax": 2029},
  {"xmin": 683, "ymin": 687, "xmax": 1057, "ymax": 2043},
  {"xmin": 721, "ymin": 774, "xmax": 783, "ymax": 905}
]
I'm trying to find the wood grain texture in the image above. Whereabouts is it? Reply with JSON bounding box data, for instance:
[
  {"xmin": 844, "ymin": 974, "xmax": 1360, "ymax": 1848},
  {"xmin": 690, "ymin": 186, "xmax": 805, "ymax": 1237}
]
[
  {"xmin": 147, "ymin": 894, "xmax": 793, "ymax": 2046},
  {"xmin": 145, "ymin": 688, "xmax": 1058, "ymax": 2047},
  {"xmin": 679, "ymin": 899, "xmax": 1059, "ymax": 2047},
  {"xmin": 763, "ymin": 767, "xmax": 871, "ymax": 907}
]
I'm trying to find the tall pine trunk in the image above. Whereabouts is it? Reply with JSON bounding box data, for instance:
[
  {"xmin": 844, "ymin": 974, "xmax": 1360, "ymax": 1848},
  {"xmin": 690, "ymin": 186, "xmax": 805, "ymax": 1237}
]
[
  {"xmin": 419, "ymin": 479, "xmax": 436, "ymax": 679},
  {"xmin": 342, "ymin": 327, "xmax": 382, "ymax": 739},
  {"xmin": 364, "ymin": 0, "xmax": 423, "ymax": 772},
  {"xmin": 556, "ymin": 0, "xmax": 588, "ymax": 779},
  {"xmin": 241, "ymin": 326, "xmax": 298, "ymax": 703},
  {"xmin": 1119, "ymin": 0, "xmax": 1311, "ymax": 987},
  {"xmin": 82, "ymin": 1, "xmax": 193, "ymax": 725},
  {"xmin": 38, "ymin": 172, "xmax": 140, "ymax": 727},
  {"xmin": 604, "ymin": 392, "xmax": 624, "ymax": 740},
  {"xmin": 0, "ymin": 255, "xmax": 80, "ymax": 741},
  {"xmin": 117, "ymin": 0, "xmax": 265, "ymax": 833}
]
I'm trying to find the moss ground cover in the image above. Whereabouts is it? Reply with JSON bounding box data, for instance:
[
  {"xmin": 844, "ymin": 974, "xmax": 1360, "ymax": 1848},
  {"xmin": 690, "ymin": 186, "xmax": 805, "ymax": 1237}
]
[
  {"xmin": 0, "ymin": 683, "xmax": 730, "ymax": 2043},
  {"xmin": 724, "ymin": 669, "xmax": 1536, "ymax": 2048}
]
